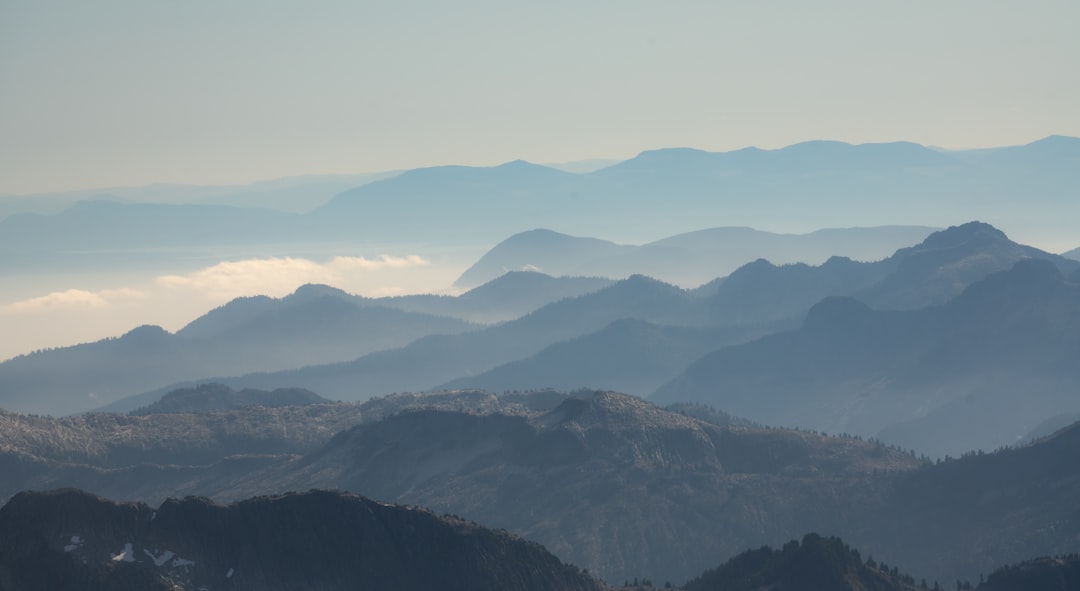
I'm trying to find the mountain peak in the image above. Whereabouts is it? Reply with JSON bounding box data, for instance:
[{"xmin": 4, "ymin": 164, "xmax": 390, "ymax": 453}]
[{"xmin": 919, "ymin": 221, "xmax": 1008, "ymax": 248}]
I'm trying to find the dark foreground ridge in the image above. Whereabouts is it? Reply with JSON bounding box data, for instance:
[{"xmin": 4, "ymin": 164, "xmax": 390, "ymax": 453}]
[
  {"xmin": 0, "ymin": 488, "xmax": 602, "ymax": 591},
  {"xmin": 684, "ymin": 533, "xmax": 921, "ymax": 591}
]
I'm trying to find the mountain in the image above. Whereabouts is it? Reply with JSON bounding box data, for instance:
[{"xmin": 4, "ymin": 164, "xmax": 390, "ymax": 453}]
[
  {"xmin": 0, "ymin": 488, "xmax": 601, "ymax": 591},
  {"xmin": 0, "ymin": 389, "xmax": 554, "ymax": 498},
  {"xmin": 0, "ymin": 289, "xmax": 473, "ymax": 416},
  {"xmin": 3, "ymin": 389, "xmax": 1079, "ymax": 586},
  {"xmin": 454, "ymin": 229, "xmax": 632, "ymax": 289},
  {"xmin": 701, "ymin": 221, "xmax": 1079, "ymax": 326},
  {"xmin": 313, "ymin": 160, "xmax": 582, "ymax": 243},
  {"xmin": 1063, "ymin": 246, "xmax": 1080, "ymax": 261},
  {"xmin": 978, "ymin": 555, "xmax": 1080, "ymax": 591},
  {"xmin": 129, "ymin": 384, "xmax": 328, "ymax": 415},
  {"xmin": 219, "ymin": 391, "xmax": 923, "ymax": 584},
  {"xmin": 110, "ymin": 222, "xmax": 1070, "ymax": 413},
  {"xmin": 7, "ymin": 137, "xmax": 1080, "ymax": 267},
  {"xmin": 683, "ymin": 533, "xmax": 921, "ymax": 591},
  {"xmin": 456, "ymin": 226, "xmax": 937, "ymax": 289},
  {"xmin": 379, "ymin": 271, "xmax": 614, "ymax": 323},
  {"xmin": 122, "ymin": 274, "xmax": 718, "ymax": 406},
  {"xmin": 654, "ymin": 258, "xmax": 1080, "ymax": 456},
  {"xmin": 0, "ymin": 171, "xmax": 398, "ymax": 219},
  {"xmin": 852, "ymin": 419, "xmax": 1080, "ymax": 586},
  {"xmin": 437, "ymin": 318, "xmax": 767, "ymax": 396}
]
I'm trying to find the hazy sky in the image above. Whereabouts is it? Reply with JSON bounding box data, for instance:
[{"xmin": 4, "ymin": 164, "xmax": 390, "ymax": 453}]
[{"xmin": 2, "ymin": 0, "xmax": 1078, "ymax": 195}]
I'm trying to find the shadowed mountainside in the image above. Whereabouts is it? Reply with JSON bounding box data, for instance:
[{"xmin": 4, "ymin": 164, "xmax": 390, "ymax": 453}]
[
  {"xmin": 1, "ymin": 389, "xmax": 1078, "ymax": 586},
  {"xmin": 0, "ymin": 488, "xmax": 602, "ymax": 591},
  {"xmin": 683, "ymin": 533, "xmax": 921, "ymax": 591},
  {"xmin": 129, "ymin": 383, "xmax": 328, "ymax": 415},
  {"xmin": 654, "ymin": 258, "xmax": 1080, "ymax": 456}
]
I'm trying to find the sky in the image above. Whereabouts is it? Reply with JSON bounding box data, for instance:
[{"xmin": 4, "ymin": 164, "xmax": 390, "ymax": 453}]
[{"xmin": 2, "ymin": 0, "xmax": 1079, "ymax": 195}]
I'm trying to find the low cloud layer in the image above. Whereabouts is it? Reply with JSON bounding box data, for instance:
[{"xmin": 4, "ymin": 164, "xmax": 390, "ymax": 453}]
[
  {"xmin": 157, "ymin": 254, "xmax": 430, "ymax": 300},
  {"xmin": 0, "ymin": 253, "xmax": 442, "ymax": 361},
  {"xmin": 1, "ymin": 288, "xmax": 147, "ymax": 315}
]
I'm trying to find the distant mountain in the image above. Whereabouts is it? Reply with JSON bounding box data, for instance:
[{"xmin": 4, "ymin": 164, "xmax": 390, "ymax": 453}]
[
  {"xmin": 683, "ymin": 533, "xmax": 920, "ymax": 591},
  {"xmin": 1063, "ymin": 246, "xmax": 1080, "ymax": 261},
  {"xmin": 112, "ymin": 222, "xmax": 1072, "ymax": 412},
  {"xmin": 455, "ymin": 225, "xmax": 936, "ymax": 289},
  {"xmin": 0, "ymin": 201, "xmax": 304, "ymax": 254},
  {"xmin": 128, "ymin": 274, "xmax": 717, "ymax": 405},
  {"xmin": 314, "ymin": 160, "xmax": 582, "ymax": 243},
  {"xmin": 130, "ymin": 383, "xmax": 328, "ymax": 415},
  {"xmin": 438, "ymin": 318, "xmax": 767, "ymax": 396},
  {"xmin": 379, "ymin": 271, "xmax": 614, "ymax": 323},
  {"xmin": 701, "ymin": 221, "xmax": 1079, "ymax": 326},
  {"xmin": 7, "ymin": 137, "xmax": 1080, "ymax": 263},
  {"xmin": 654, "ymin": 258, "xmax": 1080, "ymax": 456},
  {"xmin": 0, "ymin": 291, "xmax": 473, "ymax": 416},
  {"xmin": 0, "ymin": 171, "xmax": 398, "ymax": 218},
  {"xmin": 0, "ymin": 488, "xmax": 601, "ymax": 591},
  {"xmin": 454, "ymin": 229, "xmax": 632, "ymax": 289}
]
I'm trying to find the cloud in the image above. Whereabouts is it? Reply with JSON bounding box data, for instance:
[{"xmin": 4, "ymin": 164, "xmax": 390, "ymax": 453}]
[
  {"xmin": 156, "ymin": 254, "xmax": 431, "ymax": 300},
  {"xmin": 1, "ymin": 288, "xmax": 147, "ymax": 315}
]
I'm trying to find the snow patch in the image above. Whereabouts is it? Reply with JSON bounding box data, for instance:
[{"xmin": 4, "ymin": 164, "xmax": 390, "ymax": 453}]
[
  {"xmin": 111, "ymin": 543, "xmax": 135, "ymax": 562},
  {"xmin": 172, "ymin": 556, "xmax": 196, "ymax": 567},
  {"xmin": 143, "ymin": 549, "xmax": 176, "ymax": 567},
  {"xmin": 226, "ymin": 567, "xmax": 234, "ymax": 578},
  {"xmin": 63, "ymin": 535, "xmax": 84, "ymax": 552},
  {"xmin": 151, "ymin": 511, "xmax": 157, "ymax": 521}
]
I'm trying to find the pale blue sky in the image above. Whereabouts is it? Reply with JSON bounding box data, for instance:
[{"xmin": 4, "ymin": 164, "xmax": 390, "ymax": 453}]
[{"xmin": 2, "ymin": 0, "xmax": 1078, "ymax": 194}]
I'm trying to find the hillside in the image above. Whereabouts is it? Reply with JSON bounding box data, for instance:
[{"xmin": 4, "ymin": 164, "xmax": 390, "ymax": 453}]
[
  {"xmin": 225, "ymin": 391, "xmax": 922, "ymax": 584},
  {"xmin": 438, "ymin": 319, "xmax": 769, "ymax": 396},
  {"xmin": 655, "ymin": 258, "xmax": 1080, "ymax": 456},
  {"xmin": 0, "ymin": 290, "xmax": 473, "ymax": 416},
  {"xmin": 0, "ymin": 488, "xmax": 602, "ymax": 591},
  {"xmin": 684, "ymin": 533, "xmax": 921, "ymax": 591},
  {"xmin": 2, "ymin": 389, "xmax": 1078, "ymax": 586},
  {"xmin": 130, "ymin": 383, "xmax": 329, "ymax": 415}
]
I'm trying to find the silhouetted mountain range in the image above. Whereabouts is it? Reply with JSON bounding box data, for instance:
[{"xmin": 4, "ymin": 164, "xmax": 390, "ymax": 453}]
[
  {"xmin": 1063, "ymin": 246, "xmax": 1080, "ymax": 261},
  {"xmin": 455, "ymin": 226, "xmax": 936, "ymax": 289},
  {"xmin": 0, "ymin": 488, "xmax": 601, "ymax": 591},
  {"xmin": 654, "ymin": 258, "xmax": 1080, "ymax": 456},
  {"xmin": 6, "ymin": 136, "xmax": 1079, "ymax": 259},
  {"xmin": 0, "ymin": 291, "xmax": 473, "ymax": 416},
  {"xmin": 91, "ymin": 221, "xmax": 1075, "ymax": 418},
  {"xmin": 438, "ymin": 319, "xmax": 766, "ymax": 396}
]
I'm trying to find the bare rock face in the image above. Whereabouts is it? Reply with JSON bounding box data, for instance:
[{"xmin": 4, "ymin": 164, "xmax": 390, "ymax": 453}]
[{"xmin": 0, "ymin": 488, "xmax": 602, "ymax": 591}]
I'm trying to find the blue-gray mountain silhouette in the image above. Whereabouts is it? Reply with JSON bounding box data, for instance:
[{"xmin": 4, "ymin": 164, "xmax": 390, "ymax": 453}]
[
  {"xmin": 653, "ymin": 258, "xmax": 1080, "ymax": 456},
  {"xmin": 455, "ymin": 225, "xmax": 936, "ymax": 289}
]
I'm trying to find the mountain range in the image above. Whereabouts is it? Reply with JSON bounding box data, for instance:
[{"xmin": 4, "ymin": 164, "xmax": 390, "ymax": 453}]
[
  {"xmin": 3, "ymin": 389, "xmax": 1078, "ymax": 586},
  {"xmin": 454, "ymin": 226, "xmax": 937, "ymax": 289},
  {"xmin": 4, "ymin": 136, "xmax": 1079, "ymax": 267},
  {"xmin": 653, "ymin": 258, "xmax": 1080, "ymax": 456}
]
